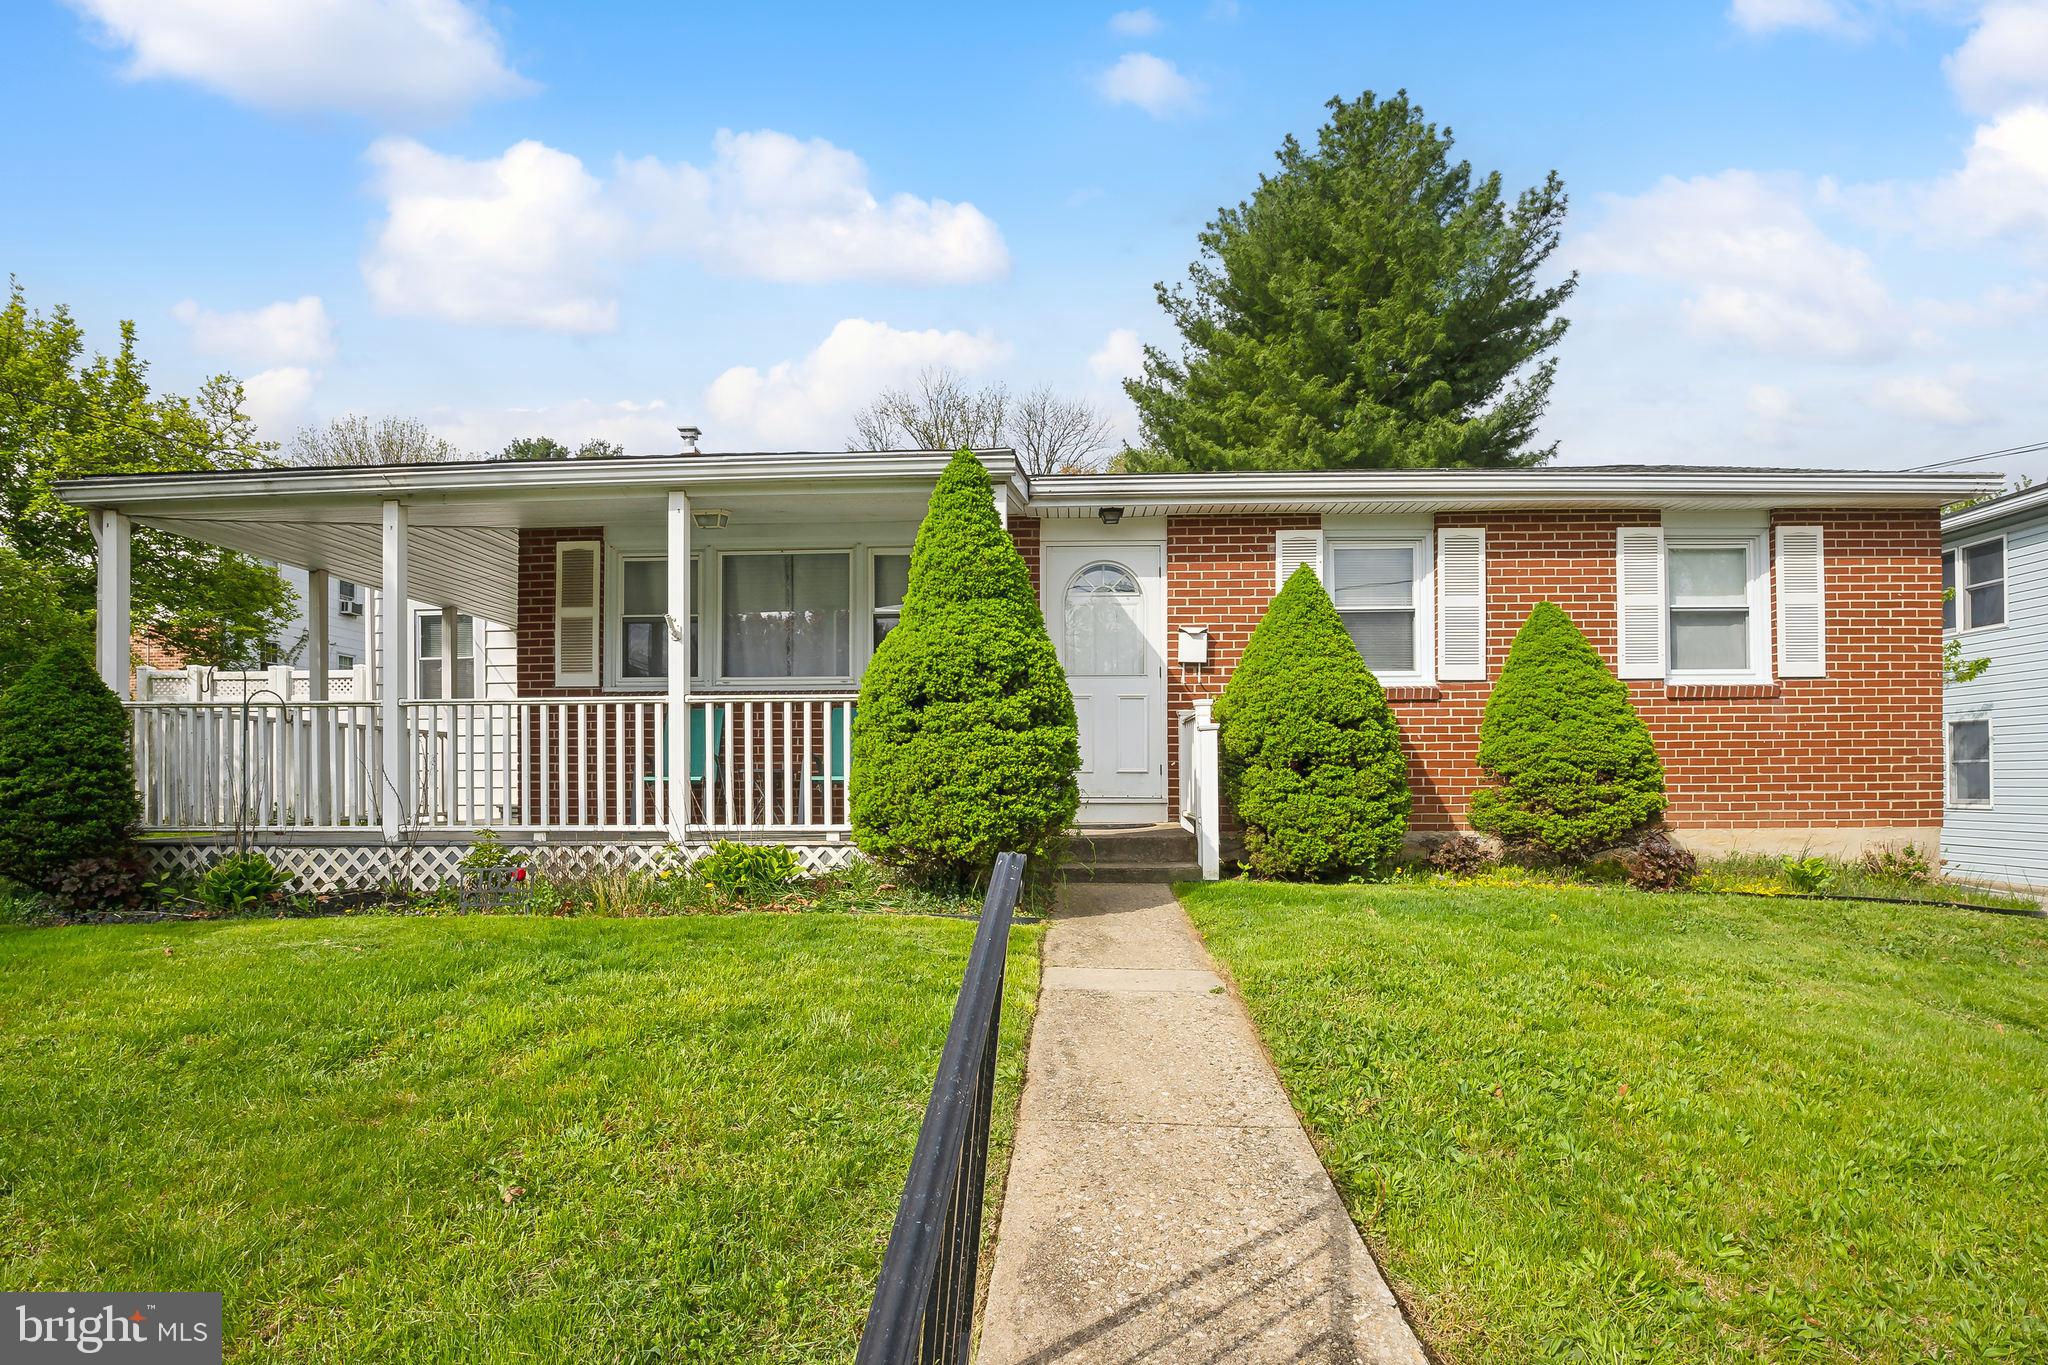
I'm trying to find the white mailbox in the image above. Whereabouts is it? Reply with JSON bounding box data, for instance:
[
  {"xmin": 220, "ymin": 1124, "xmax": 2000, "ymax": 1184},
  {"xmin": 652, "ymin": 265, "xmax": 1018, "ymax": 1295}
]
[{"xmin": 1177, "ymin": 625, "xmax": 1210, "ymax": 666}]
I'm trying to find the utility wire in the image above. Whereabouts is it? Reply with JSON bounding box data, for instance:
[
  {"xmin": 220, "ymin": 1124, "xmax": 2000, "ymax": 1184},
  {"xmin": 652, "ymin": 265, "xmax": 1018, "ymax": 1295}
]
[{"xmin": 1905, "ymin": 438, "xmax": 2048, "ymax": 472}]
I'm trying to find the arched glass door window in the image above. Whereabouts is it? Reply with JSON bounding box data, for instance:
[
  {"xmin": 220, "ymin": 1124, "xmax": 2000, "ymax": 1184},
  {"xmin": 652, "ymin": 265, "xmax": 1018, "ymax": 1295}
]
[{"xmin": 1064, "ymin": 561, "xmax": 1146, "ymax": 675}]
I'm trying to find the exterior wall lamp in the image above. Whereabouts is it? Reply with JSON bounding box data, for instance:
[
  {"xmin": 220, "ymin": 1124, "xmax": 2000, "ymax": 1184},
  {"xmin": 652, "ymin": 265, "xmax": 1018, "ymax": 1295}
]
[
  {"xmin": 692, "ymin": 509, "xmax": 730, "ymax": 530},
  {"xmin": 1098, "ymin": 506, "xmax": 1124, "ymax": 525}
]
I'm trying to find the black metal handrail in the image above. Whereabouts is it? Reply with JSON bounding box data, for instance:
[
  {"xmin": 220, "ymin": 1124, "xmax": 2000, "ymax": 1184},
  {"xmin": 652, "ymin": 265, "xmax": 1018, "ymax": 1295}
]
[{"xmin": 856, "ymin": 850, "xmax": 1025, "ymax": 1365}]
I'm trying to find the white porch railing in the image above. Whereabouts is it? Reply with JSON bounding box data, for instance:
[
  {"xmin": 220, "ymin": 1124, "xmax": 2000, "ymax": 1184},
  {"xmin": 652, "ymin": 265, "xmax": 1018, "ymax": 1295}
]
[
  {"xmin": 1177, "ymin": 701, "xmax": 1222, "ymax": 880},
  {"xmin": 127, "ymin": 694, "xmax": 857, "ymax": 838}
]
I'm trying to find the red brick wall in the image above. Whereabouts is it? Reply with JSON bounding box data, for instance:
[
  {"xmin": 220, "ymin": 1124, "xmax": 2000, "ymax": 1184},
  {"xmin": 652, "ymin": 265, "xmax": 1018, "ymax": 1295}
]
[
  {"xmin": 1164, "ymin": 508, "xmax": 1943, "ymax": 833},
  {"xmin": 517, "ymin": 527, "xmax": 604, "ymax": 697}
]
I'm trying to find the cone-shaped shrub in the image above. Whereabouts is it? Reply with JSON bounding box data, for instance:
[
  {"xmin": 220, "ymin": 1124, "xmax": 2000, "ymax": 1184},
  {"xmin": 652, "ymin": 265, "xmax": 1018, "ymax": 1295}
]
[
  {"xmin": 0, "ymin": 642, "xmax": 139, "ymax": 885},
  {"xmin": 1215, "ymin": 564, "xmax": 1410, "ymax": 879},
  {"xmin": 1467, "ymin": 601, "xmax": 1665, "ymax": 857},
  {"xmin": 851, "ymin": 450, "xmax": 1080, "ymax": 885}
]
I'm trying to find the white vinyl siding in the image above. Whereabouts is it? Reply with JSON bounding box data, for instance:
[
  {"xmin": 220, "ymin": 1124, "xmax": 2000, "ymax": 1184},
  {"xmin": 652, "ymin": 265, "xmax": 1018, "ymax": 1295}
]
[
  {"xmin": 1942, "ymin": 509, "xmax": 2048, "ymax": 884},
  {"xmin": 1436, "ymin": 528, "xmax": 1487, "ymax": 680}
]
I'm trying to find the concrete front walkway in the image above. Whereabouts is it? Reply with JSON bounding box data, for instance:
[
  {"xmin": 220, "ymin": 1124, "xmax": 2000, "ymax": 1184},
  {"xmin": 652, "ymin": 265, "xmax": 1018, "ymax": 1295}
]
[{"xmin": 979, "ymin": 884, "xmax": 1428, "ymax": 1364}]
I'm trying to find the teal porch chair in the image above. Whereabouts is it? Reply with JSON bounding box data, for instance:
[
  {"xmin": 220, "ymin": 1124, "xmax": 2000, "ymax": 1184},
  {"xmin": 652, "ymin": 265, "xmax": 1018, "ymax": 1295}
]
[{"xmin": 643, "ymin": 706, "xmax": 726, "ymax": 817}]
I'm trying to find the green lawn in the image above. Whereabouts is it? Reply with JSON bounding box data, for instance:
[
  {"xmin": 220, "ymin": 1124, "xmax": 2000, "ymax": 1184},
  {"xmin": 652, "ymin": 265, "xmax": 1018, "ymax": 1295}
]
[
  {"xmin": 0, "ymin": 912, "xmax": 1039, "ymax": 1361},
  {"xmin": 1181, "ymin": 881, "xmax": 2048, "ymax": 1363}
]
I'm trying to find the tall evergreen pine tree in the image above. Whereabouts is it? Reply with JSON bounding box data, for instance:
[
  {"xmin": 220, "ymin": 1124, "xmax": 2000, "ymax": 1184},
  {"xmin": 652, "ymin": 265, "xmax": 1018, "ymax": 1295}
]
[{"xmin": 1126, "ymin": 90, "xmax": 1575, "ymax": 472}]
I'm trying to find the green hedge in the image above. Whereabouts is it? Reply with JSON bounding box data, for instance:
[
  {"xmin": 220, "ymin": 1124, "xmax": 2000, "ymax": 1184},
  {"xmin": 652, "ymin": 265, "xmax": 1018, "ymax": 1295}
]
[
  {"xmin": 850, "ymin": 451, "xmax": 1080, "ymax": 885},
  {"xmin": 1467, "ymin": 601, "xmax": 1665, "ymax": 857},
  {"xmin": 1215, "ymin": 563, "xmax": 1410, "ymax": 878},
  {"xmin": 0, "ymin": 642, "xmax": 139, "ymax": 885}
]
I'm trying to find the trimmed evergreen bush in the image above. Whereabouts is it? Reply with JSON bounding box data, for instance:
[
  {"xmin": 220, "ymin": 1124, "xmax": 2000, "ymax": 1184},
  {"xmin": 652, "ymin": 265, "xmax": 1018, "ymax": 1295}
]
[
  {"xmin": 1467, "ymin": 601, "xmax": 1666, "ymax": 857},
  {"xmin": 851, "ymin": 450, "xmax": 1080, "ymax": 885},
  {"xmin": 1215, "ymin": 564, "xmax": 1410, "ymax": 879},
  {"xmin": 0, "ymin": 642, "xmax": 140, "ymax": 886}
]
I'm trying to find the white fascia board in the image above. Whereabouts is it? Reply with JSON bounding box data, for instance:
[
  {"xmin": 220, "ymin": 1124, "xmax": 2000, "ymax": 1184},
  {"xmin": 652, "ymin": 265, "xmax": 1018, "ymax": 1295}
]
[
  {"xmin": 1943, "ymin": 480, "xmax": 2048, "ymax": 537},
  {"xmin": 1027, "ymin": 468, "xmax": 2002, "ymax": 511},
  {"xmin": 53, "ymin": 448, "xmax": 1027, "ymax": 510}
]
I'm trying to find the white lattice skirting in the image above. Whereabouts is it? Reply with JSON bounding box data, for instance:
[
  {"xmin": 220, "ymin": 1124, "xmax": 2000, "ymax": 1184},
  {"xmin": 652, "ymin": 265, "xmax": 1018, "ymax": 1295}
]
[{"xmin": 140, "ymin": 835, "xmax": 864, "ymax": 891}]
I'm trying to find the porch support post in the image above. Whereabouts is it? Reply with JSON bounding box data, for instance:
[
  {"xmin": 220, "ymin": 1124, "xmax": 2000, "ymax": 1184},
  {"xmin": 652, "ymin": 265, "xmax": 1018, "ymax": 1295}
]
[
  {"xmin": 90, "ymin": 509, "xmax": 132, "ymax": 698},
  {"xmin": 379, "ymin": 501, "xmax": 409, "ymax": 840},
  {"xmin": 666, "ymin": 490, "xmax": 692, "ymax": 843},
  {"xmin": 307, "ymin": 569, "xmax": 331, "ymax": 700},
  {"xmin": 307, "ymin": 568, "xmax": 331, "ymax": 825},
  {"xmin": 1192, "ymin": 698, "xmax": 1221, "ymax": 881}
]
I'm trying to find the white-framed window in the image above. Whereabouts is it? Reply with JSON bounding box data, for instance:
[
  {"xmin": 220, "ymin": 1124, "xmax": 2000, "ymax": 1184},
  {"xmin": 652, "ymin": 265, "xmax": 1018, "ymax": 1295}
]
[
  {"xmin": 1324, "ymin": 537, "xmax": 1430, "ymax": 683},
  {"xmin": 1665, "ymin": 533, "xmax": 1772, "ymax": 685},
  {"xmin": 416, "ymin": 612, "xmax": 474, "ymax": 699},
  {"xmin": 872, "ymin": 550, "xmax": 911, "ymax": 648},
  {"xmin": 1946, "ymin": 716, "xmax": 1992, "ymax": 807},
  {"xmin": 720, "ymin": 551, "xmax": 853, "ymax": 680},
  {"xmin": 1943, "ymin": 536, "xmax": 2005, "ymax": 633},
  {"xmin": 611, "ymin": 554, "xmax": 700, "ymax": 686},
  {"xmin": 336, "ymin": 653, "xmax": 355, "ymax": 669}
]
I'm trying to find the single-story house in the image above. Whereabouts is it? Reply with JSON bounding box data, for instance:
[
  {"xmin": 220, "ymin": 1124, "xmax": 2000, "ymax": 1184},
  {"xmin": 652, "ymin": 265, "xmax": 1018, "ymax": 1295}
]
[
  {"xmin": 1941, "ymin": 480, "xmax": 2048, "ymax": 889},
  {"xmin": 57, "ymin": 450, "xmax": 1996, "ymax": 886}
]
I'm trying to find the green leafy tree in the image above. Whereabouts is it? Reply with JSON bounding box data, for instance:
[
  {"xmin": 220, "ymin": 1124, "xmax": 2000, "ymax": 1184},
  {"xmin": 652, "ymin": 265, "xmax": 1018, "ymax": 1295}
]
[
  {"xmin": 1468, "ymin": 602, "xmax": 1665, "ymax": 857},
  {"xmin": 1126, "ymin": 90, "xmax": 1575, "ymax": 472},
  {"xmin": 0, "ymin": 642, "xmax": 139, "ymax": 885},
  {"xmin": 851, "ymin": 450, "xmax": 1080, "ymax": 885},
  {"xmin": 1214, "ymin": 564, "xmax": 1410, "ymax": 878},
  {"xmin": 1, "ymin": 280, "xmax": 295, "ymax": 669},
  {"xmin": 0, "ymin": 541, "xmax": 83, "ymax": 687},
  {"xmin": 498, "ymin": 436, "xmax": 572, "ymax": 461}
]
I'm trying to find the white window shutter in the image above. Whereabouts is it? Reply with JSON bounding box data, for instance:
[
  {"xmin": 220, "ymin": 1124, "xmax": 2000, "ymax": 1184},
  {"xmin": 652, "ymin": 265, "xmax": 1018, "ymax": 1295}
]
[
  {"xmin": 1437, "ymin": 528, "xmax": 1487, "ymax": 680},
  {"xmin": 1776, "ymin": 525, "xmax": 1826, "ymax": 678},
  {"xmin": 555, "ymin": 540, "xmax": 600, "ymax": 687},
  {"xmin": 1616, "ymin": 526, "xmax": 1666, "ymax": 679},
  {"xmin": 1275, "ymin": 529, "xmax": 1324, "ymax": 590}
]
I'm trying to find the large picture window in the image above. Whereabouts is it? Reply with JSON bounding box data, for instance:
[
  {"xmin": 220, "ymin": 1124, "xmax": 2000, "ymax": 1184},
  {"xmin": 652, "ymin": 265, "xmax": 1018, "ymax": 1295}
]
[
  {"xmin": 1943, "ymin": 537, "xmax": 2005, "ymax": 632},
  {"xmin": 722, "ymin": 552, "xmax": 852, "ymax": 679},
  {"xmin": 1326, "ymin": 540, "xmax": 1420, "ymax": 675}
]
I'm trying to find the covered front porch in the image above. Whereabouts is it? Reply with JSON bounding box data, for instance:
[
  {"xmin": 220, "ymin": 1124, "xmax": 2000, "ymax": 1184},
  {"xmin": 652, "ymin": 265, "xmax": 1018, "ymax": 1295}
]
[{"xmin": 63, "ymin": 450, "xmax": 1033, "ymax": 876}]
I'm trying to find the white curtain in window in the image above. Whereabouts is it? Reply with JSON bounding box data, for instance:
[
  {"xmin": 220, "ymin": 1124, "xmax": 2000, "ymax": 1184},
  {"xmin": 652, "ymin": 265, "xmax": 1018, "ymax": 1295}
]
[
  {"xmin": 722, "ymin": 554, "xmax": 851, "ymax": 678},
  {"xmin": 1669, "ymin": 545, "xmax": 1750, "ymax": 671}
]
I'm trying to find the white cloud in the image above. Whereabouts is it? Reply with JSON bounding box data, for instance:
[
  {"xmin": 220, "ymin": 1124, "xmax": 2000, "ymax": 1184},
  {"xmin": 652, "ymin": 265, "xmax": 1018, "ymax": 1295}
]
[
  {"xmin": 1572, "ymin": 170, "xmax": 1899, "ymax": 360},
  {"xmin": 704, "ymin": 318, "xmax": 1008, "ymax": 448},
  {"xmin": 1919, "ymin": 104, "xmax": 2048, "ymax": 241},
  {"xmin": 1109, "ymin": 8, "xmax": 1163, "ymax": 36},
  {"xmin": 1871, "ymin": 372, "xmax": 1983, "ymax": 425},
  {"xmin": 1746, "ymin": 384, "xmax": 1798, "ymax": 422},
  {"xmin": 362, "ymin": 131, "xmax": 1008, "ymax": 332},
  {"xmin": 363, "ymin": 138, "xmax": 625, "ymax": 332},
  {"xmin": 240, "ymin": 366, "xmax": 316, "ymax": 435},
  {"xmin": 619, "ymin": 130, "xmax": 1009, "ymax": 285},
  {"xmin": 1727, "ymin": 0, "xmax": 1861, "ymax": 35},
  {"xmin": 1088, "ymin": 328, "xmax": 1146, "ymax": 382},
  {"xmin": 1945, "ymin": 2, "xmax": 2048, "ymax": 115},
  {"xmin": 1097, "ymin": 52, "xmax": 1201, "ymax": 117},
  {"xmin": 66, "ymin": 0, "xmax": 532, "ymax": 121},
  {"xmin": 173, "ymin": 295, "xmax": 334, "ymax": 367}
]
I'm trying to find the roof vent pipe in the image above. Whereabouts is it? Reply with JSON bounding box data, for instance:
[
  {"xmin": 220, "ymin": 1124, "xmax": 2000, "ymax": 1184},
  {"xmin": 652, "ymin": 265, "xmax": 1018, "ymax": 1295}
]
[{"xmin": 677, "ymin": 426, "xmax": 702, "ymax": 454}]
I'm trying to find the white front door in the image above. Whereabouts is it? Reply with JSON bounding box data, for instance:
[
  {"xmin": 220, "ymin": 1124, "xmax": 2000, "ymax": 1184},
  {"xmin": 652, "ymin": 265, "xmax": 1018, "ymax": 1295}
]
[{"xmin": 1043, "ymin": 540, "xmax": 1167, "ymax": 817}]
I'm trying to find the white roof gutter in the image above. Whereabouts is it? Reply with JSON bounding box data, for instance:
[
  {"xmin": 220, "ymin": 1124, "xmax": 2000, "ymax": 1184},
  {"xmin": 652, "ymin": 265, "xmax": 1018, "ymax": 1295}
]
[{"xmin": 1942, "ymin": 479, "xmax": 2048, "ymax": 536}]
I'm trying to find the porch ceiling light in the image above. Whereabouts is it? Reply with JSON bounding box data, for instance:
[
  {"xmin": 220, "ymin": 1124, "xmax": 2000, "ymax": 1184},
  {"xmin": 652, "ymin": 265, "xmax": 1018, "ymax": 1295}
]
[
  {"xmin": 1098, "ymin": 506, "xmax": 1124, "ymax": 525},
  {"xmin": 692, "ymin": 509, "xmax": 730, "ymax": 530}
]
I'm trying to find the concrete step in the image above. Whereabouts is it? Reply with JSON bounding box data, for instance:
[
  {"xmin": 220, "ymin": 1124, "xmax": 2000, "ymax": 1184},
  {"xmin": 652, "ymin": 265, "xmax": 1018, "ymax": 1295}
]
[
  {"xmin": 1061, "ymin": 823, "xmax": 1197, "ymax": 860},
  {"xmin": 1065, "ymin": 862, "xmax": 1203, "ymax": 884}
]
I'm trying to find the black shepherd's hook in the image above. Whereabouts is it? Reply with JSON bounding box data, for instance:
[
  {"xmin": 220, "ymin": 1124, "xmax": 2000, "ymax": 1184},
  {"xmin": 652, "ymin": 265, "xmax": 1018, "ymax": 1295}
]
[{"xmin": 236, "ymin": 685, "xmax": 287, "ymax": 858}]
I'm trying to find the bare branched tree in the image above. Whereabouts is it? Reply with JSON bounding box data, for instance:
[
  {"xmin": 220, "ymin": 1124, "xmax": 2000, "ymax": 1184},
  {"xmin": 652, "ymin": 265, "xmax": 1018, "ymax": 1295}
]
[
  {"xmin": 848, "ymin": 367, "xmax": 1009, "ymax": 453},
  {"xmin": 1011, "ymin": 384, "xmax": 1116, "ymax": 475},
  {"xmin": 848, "ymin": 368, "xmax": 1114, "ymax": 473},
  {"xmin": 288, "ymin": 414, "xmax": 465, "ymax": 467}
]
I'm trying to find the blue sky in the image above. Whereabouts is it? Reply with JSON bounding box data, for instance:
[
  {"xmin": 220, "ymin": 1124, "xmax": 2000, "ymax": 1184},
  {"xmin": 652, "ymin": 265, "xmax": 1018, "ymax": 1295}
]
[{"xmin": 5, "ymin": 0, "xmax": 2046, "ymax": 481}]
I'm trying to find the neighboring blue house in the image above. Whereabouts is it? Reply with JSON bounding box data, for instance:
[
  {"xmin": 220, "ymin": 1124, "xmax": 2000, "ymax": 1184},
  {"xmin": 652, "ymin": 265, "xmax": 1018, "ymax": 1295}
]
[{"xmin": 1941, "ymin": 482, "xmax": 2048, "ymax": 889}]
